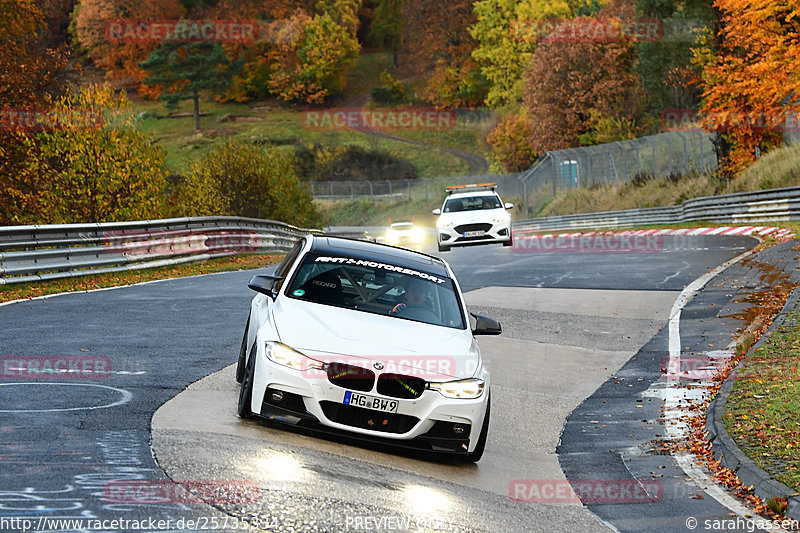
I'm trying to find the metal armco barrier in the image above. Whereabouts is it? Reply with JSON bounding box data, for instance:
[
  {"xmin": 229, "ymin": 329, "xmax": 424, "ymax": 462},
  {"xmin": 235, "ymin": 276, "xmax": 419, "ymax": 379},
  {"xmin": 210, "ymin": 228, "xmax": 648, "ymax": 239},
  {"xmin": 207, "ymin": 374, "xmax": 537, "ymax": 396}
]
[
  {"xmin": 3, "ymin": 185, "xmax": 800, "ymax": 285},
  {"xmin": 515, "ymin": 185, "xmax": 800, "ymax": 232},
  {"xmin": 0, "ymin": 217, "xmax": 322, "ymax": 285}
]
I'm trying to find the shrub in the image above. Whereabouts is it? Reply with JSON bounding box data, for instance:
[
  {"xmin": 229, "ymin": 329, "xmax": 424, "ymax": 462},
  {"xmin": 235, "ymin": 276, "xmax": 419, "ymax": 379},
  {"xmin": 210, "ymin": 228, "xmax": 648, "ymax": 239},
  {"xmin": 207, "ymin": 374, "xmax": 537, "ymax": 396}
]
[
  {"xmin": 294, "ymin": 144, "xmax": 417, "ymax": 182},
  {"xmin": 174, "ymin": 140, "xmax": 321, "ymax": 228}
]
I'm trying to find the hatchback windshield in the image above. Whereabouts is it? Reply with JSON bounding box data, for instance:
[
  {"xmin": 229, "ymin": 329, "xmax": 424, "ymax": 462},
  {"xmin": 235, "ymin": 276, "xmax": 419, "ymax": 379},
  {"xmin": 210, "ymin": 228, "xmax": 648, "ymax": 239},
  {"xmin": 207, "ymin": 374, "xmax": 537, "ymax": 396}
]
[
  {"xmin": 443, "ymin": 194, "xmax": 502, "ymax": 213},
  {"xmin": 285, "ymin": 253, "xmax": 466, "ymax": 329}
]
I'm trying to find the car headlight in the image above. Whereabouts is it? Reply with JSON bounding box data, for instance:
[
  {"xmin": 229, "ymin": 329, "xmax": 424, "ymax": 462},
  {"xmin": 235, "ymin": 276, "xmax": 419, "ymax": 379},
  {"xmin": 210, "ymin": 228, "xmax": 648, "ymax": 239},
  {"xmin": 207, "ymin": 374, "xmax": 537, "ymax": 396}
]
[
  {"xmin": 492, "ymin": 215, "xmax": 509, "ymax": 224},
  {"xmin": 412, "ymin": 228, "xmax": 424, "ymax": 242},
  {"xmin": 438, "ymin": 219, "xmax": 454, "ymax": 228},
  {"xmin": 265, "ymin": 341, "xmax": 324, "ymax": 371},
  {"xmin": 387, "ymin": 231, "xmax": 398, "ymax": 244},
  {"xmin": 428, "ymin": 378, "xmax": 485, "ymax": 399}
]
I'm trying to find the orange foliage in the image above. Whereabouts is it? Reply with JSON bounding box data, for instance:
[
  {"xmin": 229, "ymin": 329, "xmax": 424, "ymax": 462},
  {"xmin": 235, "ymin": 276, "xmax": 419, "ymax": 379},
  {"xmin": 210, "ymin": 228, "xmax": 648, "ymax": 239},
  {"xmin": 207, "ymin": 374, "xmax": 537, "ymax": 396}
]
[
  {"xmin": 74, "ymin": 0, "xmax": 185, "ymax": 90},
  {"xmin": 699, "ymin": 0, "xmax": 800, "ymax": 174}
]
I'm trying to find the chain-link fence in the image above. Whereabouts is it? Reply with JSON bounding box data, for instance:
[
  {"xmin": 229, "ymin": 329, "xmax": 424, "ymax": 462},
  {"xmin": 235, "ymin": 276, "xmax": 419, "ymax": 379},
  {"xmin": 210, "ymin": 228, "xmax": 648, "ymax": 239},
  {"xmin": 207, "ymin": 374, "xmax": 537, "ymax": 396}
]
[
  {"xmin": 308, "ymin": 174, "xmax": 523, "ymax": 203},
  {"xmin": 517, "ymin": 131, "xmax": 717, "ymax": 215},
  {"xmin": 309, "ymin": 131, "xmax": 718, "ymax": 216}
]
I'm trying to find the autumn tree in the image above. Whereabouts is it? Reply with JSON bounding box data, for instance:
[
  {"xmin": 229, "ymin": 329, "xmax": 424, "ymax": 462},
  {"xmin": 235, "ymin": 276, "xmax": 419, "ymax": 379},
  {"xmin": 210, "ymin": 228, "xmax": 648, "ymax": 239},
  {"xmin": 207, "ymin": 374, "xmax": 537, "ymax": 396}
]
[
  {"xmin": 0, "ymin": 0, "xmax": 71, "ymax": 225},
  {"xmin": 174, "ymin": 141, "xmax": 320, "ymax": 227},
  {"xmin": 269, "ymin": 9, "xmax": 360, "ymax": 103},
  {"xmin": 73, "ymin": 0, "xmax": 184, "ymax": 90},
  {"xmin": 399, "ymin": 0, "xmax": 487, "ymax": 108},
  {"xmin": 696, "ymin": 0, "xmax": 800, "ymax": 174},
  {"xmin": 469, "ymin": 0, "xmax": 575, "ymax": 108},
  {"xmin": 522, "ymin": 9, "xmax": 645, "ymax": 153},
  {"xmin": 486, "ymin": 111, "xmax": 538, "ymax": 172},
  {"xmin": 140, "ymin": 43, "xmax": 235, "ymax": 131},
  {"xmin": 0, "ymin": 0, "xmax": 70, "ymax": 107},
  {"xmin": 9, "ymin": 86, "xmax": 168, "ymax": 224}
]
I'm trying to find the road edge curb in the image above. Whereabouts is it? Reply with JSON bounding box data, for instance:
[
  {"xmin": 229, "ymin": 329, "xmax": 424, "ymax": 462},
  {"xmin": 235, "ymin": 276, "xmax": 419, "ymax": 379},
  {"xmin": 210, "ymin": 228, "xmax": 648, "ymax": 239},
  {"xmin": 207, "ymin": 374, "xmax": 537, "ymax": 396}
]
[{"xmin": 706, "ymin": 287, "xmax": 800, "ymax": 521}]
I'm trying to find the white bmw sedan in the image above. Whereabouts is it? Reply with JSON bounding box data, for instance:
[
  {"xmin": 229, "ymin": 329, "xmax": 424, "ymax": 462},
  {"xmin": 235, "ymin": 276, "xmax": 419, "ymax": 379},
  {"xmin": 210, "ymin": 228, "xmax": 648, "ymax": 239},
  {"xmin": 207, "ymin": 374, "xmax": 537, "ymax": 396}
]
[{"xmin": 235, "ymin": 235, "xmax": 500, "ymax": 461}]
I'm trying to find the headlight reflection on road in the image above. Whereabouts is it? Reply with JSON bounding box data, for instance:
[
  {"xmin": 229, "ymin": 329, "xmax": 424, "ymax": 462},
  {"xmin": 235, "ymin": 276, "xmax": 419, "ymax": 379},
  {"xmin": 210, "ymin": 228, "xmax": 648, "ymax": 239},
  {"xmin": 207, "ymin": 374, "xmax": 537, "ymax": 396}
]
[
  {"xmin": 252, "ymin": 450, "xmax": 307, "ymax": 483},
  {"xmin": 400, "ymin": 485, "xmax": 453, "ymax": 514}
]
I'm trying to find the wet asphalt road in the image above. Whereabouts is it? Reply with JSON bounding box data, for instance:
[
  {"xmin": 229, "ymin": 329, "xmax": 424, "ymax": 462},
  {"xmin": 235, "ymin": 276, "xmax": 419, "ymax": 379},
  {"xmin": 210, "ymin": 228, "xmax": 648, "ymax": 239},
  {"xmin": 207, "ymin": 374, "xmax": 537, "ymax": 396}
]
[{"xmin": 0, "ymin": 234, "xmax": 774, "ymax": 532}]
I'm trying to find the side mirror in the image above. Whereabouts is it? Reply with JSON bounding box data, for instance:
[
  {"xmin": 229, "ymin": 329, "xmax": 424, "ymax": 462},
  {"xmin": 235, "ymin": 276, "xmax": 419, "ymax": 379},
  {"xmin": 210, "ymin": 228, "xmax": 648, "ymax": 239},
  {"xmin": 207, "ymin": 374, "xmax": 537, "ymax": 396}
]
[
  {"xmin": 504, "ymin": 202, "xmax": 514, "ymax": 210},
  {"xmin": 248, "ymin": 274, "xmax": 282, "ymax": 300},
  {"xmin": 470, "ymin": 312, "xmax": 502, "ymax": 335},
  {"xmin": 432, "ymin": 208, "xmax": 441, "ymax": 215}
]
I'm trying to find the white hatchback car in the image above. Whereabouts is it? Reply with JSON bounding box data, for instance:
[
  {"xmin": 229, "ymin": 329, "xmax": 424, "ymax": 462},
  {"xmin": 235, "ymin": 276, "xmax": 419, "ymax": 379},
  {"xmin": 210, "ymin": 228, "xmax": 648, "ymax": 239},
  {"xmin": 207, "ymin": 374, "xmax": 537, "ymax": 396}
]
[
  {"xmin": 236, "ymin": 235, "xmax": 500, "ymax": 461},
  {"xmin": 432, "ymin": 183, "xmax": 513, "ymax": 252}
]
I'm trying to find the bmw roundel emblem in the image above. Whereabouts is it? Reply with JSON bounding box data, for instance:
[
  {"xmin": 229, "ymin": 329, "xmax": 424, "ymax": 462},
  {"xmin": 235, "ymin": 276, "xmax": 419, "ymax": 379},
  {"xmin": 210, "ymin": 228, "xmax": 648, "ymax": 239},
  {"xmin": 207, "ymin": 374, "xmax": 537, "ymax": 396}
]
[{"xmin": 373, "ymin": 362, "xmax": 384, "ymax": 370}]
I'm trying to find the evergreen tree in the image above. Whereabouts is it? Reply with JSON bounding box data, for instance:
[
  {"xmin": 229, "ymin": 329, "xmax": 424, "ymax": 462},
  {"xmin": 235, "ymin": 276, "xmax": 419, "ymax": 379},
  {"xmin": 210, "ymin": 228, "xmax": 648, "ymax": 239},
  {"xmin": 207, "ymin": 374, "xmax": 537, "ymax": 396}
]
[{"xmin": 140, "ymin": 43, "xmax": 235, "ymax": 132}]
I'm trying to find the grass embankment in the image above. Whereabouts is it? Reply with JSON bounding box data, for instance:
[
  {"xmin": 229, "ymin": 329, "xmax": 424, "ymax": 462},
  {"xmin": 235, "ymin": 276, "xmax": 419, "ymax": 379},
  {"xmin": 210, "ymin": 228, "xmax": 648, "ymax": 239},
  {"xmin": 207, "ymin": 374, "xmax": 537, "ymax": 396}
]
[
  {"xmin": 725, "ymin": 310, "xmax": 800, "ymax": 492},
  {"xmin": 0, "ymin": 254, "xmax": 282, "ymax": 304},
  {"xmin": 130, "ymin": 52, "xmax": 490, "ymax": 179},
  {"xmin": 538, "ymin": 143, "xmax": 800, "ymax": 217}
]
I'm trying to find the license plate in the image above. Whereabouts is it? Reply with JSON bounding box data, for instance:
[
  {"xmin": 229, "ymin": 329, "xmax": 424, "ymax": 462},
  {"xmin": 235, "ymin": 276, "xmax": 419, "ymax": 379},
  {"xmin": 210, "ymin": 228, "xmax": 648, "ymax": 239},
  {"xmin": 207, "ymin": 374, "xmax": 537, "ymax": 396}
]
[
  {"xmin": 343, "ymin": 391, "xmax": 398, "ymax": 413},
  {"xmin": 463, "ymin": 230, "xmax": 484, "ymax": 237}
]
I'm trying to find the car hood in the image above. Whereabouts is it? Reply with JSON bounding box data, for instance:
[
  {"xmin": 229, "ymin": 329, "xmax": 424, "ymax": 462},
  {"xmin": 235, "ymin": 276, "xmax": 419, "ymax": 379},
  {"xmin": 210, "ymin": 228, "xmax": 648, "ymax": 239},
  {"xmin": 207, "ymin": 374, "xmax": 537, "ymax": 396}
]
[{"xmin": 271, "ymin": 298, "xmax": 477, "ymax": 380}]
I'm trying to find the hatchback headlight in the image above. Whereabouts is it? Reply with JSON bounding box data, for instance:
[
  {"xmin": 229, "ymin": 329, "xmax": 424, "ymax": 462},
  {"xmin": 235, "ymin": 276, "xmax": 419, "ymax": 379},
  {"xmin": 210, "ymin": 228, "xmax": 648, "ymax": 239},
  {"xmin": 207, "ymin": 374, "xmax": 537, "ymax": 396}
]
[
  {"xmin": 493, "ymin": 215, "xmax": 509, "ymax": 223},
  {"xmin": 428, "ymin": 378, "xmax": 485, "ymax": 399},
  {"xmin": 438, "ymin": 219, "xmax": 454, "ymax": 228},
  {"xmin": 265, "ymin": 342, "xmax": 324, "ymax": 371}
]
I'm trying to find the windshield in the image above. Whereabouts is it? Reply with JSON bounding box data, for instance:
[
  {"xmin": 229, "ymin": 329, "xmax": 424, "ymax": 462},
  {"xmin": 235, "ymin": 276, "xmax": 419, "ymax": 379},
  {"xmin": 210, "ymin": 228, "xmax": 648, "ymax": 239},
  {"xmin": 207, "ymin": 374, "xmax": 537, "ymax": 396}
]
[
  {"xmin": 284, "ymin": 253, "xmax": 466, "ymax": 329},
  {"xmin": 443, "ymin": 194, "xmax": 502, "ymax": 213}
]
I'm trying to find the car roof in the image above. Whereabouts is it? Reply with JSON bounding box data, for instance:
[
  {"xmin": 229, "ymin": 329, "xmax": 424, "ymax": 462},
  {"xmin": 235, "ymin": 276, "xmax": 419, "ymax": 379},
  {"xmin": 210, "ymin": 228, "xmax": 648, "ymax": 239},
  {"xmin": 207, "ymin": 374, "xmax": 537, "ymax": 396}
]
[{"xmin": 309, "ymin": 236, "xmax": 450, "ymax": 277}]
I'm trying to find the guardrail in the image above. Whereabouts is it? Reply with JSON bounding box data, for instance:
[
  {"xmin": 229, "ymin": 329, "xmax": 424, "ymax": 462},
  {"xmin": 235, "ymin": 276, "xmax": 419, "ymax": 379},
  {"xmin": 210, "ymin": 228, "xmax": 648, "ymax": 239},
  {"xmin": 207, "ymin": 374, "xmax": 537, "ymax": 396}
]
[
  {"xmin": 0, "ymin": 217, "xmax": 322, "ymax": 285},
  {"xmin": 515, "ymin": 185, "xmax": 800, "ymax": 231},
  {"xmin": 3, "ymin": 185, "xmax": 799, "ymax": 285}
]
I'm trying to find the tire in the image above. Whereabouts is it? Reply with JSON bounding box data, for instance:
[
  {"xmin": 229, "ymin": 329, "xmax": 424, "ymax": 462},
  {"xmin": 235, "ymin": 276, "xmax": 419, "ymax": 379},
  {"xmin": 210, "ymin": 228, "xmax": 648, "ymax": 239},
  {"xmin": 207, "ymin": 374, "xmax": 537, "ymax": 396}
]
[
  {"xmin": 464, "ymin": 394, "xmax": 490, "ymax": 462},
  {"xmin": 503, "ymin": 229, "xmax": 513, "ymax": 247},
  {"xmin": 437, "ymin": 243, "xmax": 450, "ymax": 253},
  {"xmin": 235, "ymin": 315, "xmax": 250, "ymax": 384},
  {"xmin": 237, "ymin": 343, "xmax": 257, "ymax": 418}
]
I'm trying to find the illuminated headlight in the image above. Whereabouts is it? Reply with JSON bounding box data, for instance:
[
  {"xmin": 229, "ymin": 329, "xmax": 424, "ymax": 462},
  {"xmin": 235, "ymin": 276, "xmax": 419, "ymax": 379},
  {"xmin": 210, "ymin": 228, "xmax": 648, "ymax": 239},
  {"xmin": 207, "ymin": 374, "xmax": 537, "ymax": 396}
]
[
  {"xmin": 412, "ymin": 228, "xmax": 424, "ymax": 242},
  {"xmin": 387, "ymin": 231, "xmax": 398, "ymax": 244},
  {"xmin": 265, "ymin": 342, "xmax": 324, "ymax": 371},
  {"xmin": 428, "ymin": 378, "xmax": 485, "ymax": 399}
]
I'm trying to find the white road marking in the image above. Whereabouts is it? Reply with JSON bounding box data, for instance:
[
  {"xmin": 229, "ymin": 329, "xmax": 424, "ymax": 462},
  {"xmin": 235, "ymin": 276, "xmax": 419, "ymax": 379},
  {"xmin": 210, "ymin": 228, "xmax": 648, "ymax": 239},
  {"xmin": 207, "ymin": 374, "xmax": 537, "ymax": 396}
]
[{"xmin": 648, "ymin": 247, "xmax": 789, "ymax": 529}]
